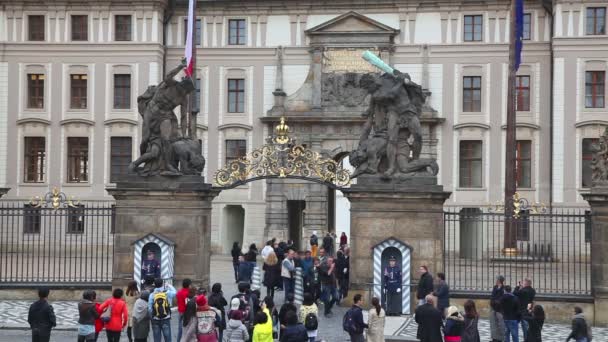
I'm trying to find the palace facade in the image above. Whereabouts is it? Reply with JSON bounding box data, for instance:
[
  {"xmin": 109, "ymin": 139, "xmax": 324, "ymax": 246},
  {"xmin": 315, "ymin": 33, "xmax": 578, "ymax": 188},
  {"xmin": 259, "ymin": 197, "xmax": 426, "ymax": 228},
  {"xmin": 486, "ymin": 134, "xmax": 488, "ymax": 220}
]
[{"xmin": 0, "ymin": 0, "xmax": 606, "ymax": 252}]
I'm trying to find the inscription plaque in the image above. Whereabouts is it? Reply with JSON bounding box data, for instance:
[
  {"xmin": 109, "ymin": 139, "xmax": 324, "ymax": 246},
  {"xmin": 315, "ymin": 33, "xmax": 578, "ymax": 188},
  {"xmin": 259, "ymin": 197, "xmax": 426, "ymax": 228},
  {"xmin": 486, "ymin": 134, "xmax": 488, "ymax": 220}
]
[{"xmin": 323, "ymin": 48, "xmax": 379, "ymax": 73}]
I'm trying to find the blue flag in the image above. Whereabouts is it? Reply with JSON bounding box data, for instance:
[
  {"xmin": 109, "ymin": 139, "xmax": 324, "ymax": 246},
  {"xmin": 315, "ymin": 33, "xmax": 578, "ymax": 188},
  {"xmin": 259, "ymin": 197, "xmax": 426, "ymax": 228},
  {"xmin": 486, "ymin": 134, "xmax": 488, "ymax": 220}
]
[{"xmin": 514, "ymin": 0, "xmax": 524, "ymax": 71}]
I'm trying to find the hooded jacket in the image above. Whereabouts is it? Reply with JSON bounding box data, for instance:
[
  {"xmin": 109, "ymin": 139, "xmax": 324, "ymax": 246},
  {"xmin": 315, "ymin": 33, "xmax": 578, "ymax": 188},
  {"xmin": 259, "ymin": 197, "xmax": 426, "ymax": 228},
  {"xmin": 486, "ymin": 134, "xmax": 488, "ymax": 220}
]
[
  {"xmin": 225, "ymin": 319, "xmax": 249, "ymax": 342},
  {"xmin": 567, "ymin": 313, "xmax": 591, "ymax": 341},
  {"xmin": 132, "ymin": 292, "xmax": 151, "ymax": 339},
  {"xmin": 252, "ymin": 308, "xmax": 273, "ymax": 342},
  {"xmin": 28, "ymin": 299, "xmax": 56, "ymax": 336}
]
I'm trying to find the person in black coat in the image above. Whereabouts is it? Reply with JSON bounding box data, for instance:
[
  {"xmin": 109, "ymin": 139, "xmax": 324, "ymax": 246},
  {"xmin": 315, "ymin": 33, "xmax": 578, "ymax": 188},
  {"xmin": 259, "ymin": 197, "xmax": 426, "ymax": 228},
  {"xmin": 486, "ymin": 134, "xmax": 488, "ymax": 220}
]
[
  {"xmin": 28, "ymin": 288, "xmax": 56, "ymax": 342},
  {"xmin": 500, "ymin": 285, "xmax": 521, "ymax": 342},
  {"xmin": 416, "ymin": 265, "xmax": 434, "ymax": 306},
  {"xmin": 566, "ymin": 307, "xmax": 592, "ymax": 342},
  {"xmin": 514, "ymin": 279, "xmax": 536, "ymax": 341},
  {"xmin": 433, "ymin": 272, "xmax": 450, "ymax": 317},
  {"xmin": 322, "ymin": 233, "xmax": 334, "ymax": 256},
  {"xmin": 280, "ymin": 310, "xmax": 308, "ymax": 342},
  {"xmin": 522, "ymin": 304, "xmax": 544, "ymax": 342},
  {"xmin": 263, "ymin": 252, "xmax": 281, "ymax": 298},
  {"xmin": 414, "ymin": 295, "xmax": 443, "ymax": 342},
  {"xmin": 208, "ymin": 283, "xmax": 228, "ymax": 342},
  {"xmin": 231, "ymin": 242, "xmax": 242, "ymax": 283}
]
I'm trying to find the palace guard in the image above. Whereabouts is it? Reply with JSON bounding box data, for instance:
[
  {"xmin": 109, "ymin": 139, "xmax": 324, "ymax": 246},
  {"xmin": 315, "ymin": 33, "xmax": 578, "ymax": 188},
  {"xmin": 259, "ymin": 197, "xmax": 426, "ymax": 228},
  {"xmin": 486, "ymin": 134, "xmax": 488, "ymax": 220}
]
[
  {"xmin": 142, "ymin": 250, "xmax": 161, "ymax": 282},
  {"xmin": 384, "ymin": 255, "xmax": 402, "ymax": 315}
]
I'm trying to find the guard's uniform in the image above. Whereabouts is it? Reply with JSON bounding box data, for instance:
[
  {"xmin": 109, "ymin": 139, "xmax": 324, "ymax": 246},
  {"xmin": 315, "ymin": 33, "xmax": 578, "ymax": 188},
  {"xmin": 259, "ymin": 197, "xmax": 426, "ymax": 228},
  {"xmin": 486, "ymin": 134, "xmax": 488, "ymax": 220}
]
[
  {"xmin": 384, "ymin": 262, "xmax": 402, "ymax": 315},
  {"xmin": 142, "ymin": 258, "xmax": 161, "ymax": 280}
]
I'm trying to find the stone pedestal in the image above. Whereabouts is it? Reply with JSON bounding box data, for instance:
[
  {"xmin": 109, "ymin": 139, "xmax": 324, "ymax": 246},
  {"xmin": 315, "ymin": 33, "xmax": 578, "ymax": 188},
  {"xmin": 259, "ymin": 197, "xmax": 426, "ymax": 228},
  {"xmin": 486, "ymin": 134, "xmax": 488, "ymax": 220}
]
[
  {"xmin": 0, "ymin": 188, "xmax": 9, "ymax": 198},
  {"xmin": 107, "ymin": 176, "xmax": 219, "ymax": 289},
  {"xmin": 582, "ymin": 186, "xmax": 608, "ymax": 326},
  {"xmin": 342, "ymin": 181, "xmax": 450, "ymax": 312}
]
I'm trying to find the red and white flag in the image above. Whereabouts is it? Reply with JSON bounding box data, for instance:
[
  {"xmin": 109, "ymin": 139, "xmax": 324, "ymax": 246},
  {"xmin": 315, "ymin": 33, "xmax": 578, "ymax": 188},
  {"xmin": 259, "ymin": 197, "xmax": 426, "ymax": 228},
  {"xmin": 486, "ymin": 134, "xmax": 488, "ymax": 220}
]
[{"xmin": 184, "ymin": 0, "xmax": 196, "ymax": 77}]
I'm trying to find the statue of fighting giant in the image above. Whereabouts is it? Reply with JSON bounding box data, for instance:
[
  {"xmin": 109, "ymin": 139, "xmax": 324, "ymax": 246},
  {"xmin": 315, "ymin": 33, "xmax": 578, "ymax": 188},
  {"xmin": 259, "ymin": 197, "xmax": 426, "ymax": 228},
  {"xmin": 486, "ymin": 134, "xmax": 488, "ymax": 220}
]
[
  {"xmin": 129, "ymin": 60, "xmax": 205, "ymax": 176},
  {"xmin": 350, "ymin": 51, "xmax": 438, "ymax": 179}
]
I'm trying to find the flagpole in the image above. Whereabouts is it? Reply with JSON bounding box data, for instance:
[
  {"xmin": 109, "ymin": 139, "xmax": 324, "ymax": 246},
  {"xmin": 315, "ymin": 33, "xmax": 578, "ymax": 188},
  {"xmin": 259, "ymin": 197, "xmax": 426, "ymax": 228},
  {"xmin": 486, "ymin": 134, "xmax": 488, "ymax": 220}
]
[{"xmin": 504, "ymin": 0, "xmax": 518, "ymax": 256}]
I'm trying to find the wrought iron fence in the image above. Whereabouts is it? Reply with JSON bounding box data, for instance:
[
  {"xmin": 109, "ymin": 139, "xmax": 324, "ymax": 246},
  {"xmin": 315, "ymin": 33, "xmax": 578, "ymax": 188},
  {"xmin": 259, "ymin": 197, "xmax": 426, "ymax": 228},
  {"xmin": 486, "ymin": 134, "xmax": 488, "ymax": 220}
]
[
  {"xmin": 444, "ymin": 207, "xmax": 591, "ymax": 297},
  {"xmin": 0, "ymin": 199, "xmax": 115, "ymax": 286}
]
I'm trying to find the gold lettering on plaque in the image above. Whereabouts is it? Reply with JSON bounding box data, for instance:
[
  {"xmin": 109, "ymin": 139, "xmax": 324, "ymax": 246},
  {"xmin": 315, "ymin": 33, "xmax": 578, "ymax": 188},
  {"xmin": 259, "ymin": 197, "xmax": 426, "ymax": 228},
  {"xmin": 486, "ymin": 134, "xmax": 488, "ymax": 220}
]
[{"xmin": 323, "ymin": 48, "xmax": 379, "ymax": 73}]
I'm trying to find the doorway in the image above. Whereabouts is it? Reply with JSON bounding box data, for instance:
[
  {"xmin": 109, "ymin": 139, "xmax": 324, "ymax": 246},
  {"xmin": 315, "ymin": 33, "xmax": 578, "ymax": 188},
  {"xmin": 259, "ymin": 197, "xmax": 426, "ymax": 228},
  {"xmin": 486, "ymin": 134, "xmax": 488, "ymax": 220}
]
[
  {"xmin": 223, "ymin": 205, "xmax": 245, "ymax": 254},
  {"xmin": 287, "ymin": 200, "xmax": 306, "ymax": 250},
  {"xmin": 381, "ymin": 246, "xmax": 402, "ymax": 313}
]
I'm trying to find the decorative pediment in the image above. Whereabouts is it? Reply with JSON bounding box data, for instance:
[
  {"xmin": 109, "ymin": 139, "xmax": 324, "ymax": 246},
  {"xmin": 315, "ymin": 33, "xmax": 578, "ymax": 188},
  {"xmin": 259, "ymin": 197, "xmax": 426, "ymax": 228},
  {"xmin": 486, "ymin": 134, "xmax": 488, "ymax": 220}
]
[{"xmin": 306, "ymin": 11, "xmax": 399, "ymax": 35}]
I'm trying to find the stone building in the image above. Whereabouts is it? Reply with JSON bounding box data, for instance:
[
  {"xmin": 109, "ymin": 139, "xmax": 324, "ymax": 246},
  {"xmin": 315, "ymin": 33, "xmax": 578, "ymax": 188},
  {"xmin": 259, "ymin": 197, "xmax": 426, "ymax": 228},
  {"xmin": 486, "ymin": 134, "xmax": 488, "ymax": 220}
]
[{"xmin": 0, "ymin": 0, "xmax": 606, "ymax": 253}]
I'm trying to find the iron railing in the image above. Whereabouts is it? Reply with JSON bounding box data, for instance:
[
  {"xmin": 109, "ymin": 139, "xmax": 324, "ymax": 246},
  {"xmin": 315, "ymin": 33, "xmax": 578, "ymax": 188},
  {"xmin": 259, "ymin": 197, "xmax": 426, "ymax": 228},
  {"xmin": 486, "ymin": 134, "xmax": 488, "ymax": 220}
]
[
  {"xmin": 0, "ymin": 200, "xmax": 115, "ymax": 286},
  {"xmin": 444, "ymin": 207, "xmax": 591, "ymax": 297}
]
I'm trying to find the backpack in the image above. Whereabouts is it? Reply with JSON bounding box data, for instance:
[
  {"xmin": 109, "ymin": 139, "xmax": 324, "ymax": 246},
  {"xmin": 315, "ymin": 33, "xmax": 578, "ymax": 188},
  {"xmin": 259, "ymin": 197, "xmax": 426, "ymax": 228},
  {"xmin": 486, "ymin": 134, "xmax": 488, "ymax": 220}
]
[
  {"xmin": 304, "ymin": 312, "xmax": 318, "ymax": 331},
  {"xmin": 196, "ymin": 311, "xmax": 216, "ymax": 335},
  {"xmin": 152, "ymin": 292, "xmax": 170, "ymax": 319},
  {"xmin": 343, "ymin": 308, "xmax": 360, "ymax": 335}
]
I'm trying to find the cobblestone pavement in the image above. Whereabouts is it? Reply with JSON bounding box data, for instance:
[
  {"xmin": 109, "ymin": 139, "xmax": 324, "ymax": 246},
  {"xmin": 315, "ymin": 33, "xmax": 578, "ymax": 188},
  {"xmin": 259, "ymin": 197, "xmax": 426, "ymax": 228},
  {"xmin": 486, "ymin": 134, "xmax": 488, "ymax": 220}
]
[{"xmin": 1, "ymin": 255, "xmax": 607, "ymax": 342}]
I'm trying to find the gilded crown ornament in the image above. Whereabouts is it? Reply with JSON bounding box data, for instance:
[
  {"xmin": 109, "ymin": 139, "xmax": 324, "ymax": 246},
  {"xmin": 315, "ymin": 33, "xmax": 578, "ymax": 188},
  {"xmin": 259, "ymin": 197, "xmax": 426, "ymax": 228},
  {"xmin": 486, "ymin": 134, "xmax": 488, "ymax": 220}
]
[
  {"xmin": 214, "ymin": 117, "xmax": 350, "ymax": 188},
  {"xmin": 29, "ymin": 187, "xmax": 79, "ymax": 210}
]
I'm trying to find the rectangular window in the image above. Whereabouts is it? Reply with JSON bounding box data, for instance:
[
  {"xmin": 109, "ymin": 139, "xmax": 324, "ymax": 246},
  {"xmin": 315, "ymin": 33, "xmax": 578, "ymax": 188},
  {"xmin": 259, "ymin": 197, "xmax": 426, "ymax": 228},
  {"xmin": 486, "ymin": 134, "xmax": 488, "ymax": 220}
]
[
  {"xmin": 110, "ymin": 137, "xmax": 132, "ymax": 183},
  {"xmin": 24, "ymin": 137, "xmax": 45, "ymax": 183},
  {"xmin": 586, "ymin": 71, "xmax": 605, "ymax": 108},
  {"xmin": 28, "ymin": 15, "xmax": 45, "ymax": 41},
  {"xmin": 70, "ymin": 74, "xmax": 88, "ymax": 109},
  {"xmin": 585, "ymin": 210, "xmax": 592, "ymax": 243},
  {"xmin": 459, "ymin": 140, "xmax": 483, "ymax": 188},
  {"xmin": 115, "ymin": 15, "xmax": 132, "ymax": 41},
  {"xmin": 23, "ymin": 204, "xmax": 41, "ymax": 234},
  {"xmin": 113, "ymin": 74, "xmax": 131, "ymax": 109},
  {"xmin": 225, "ymin": 140, "xmax": 247, "ymax": 165},
  {"xmin": 586, "ymin": 7, "xmax": 606, "ymax": 35},
  {"xmin": 516, "ymin": 75, "xmax": 530, "ymax": 112},
  {"xmin": 195, "ymin": 78, "xmax": 201, "ymax": 112},
  {"xmin": 184, "ymin": 18, "xmax": 202, "ymax": 45},
  {"xmin": 227, "ymin": 78, "xmax": 245, "ymax": 113},
  {"xmin": 464, "ymin": 15, "xmax": 483, "ymax": 42},
  {"xmin": 66, "ymin": 204, "xmax": 85, "ymax": 234},
  {"xmin": 582, "ymin": 138, "xmax": 599, "ymax": 188},
  {"xmin": 71, "ymin": 15, "xmax": 88, "ymax": 41},
  {"xmin": 462, "ymin": 76, "xmax": 482, "ymax": 112},
  {"xmin": 516, "ymin": 209, "xmax": 530, "ymax": 242},
  {"xmin": 67, "ymin": 137, "xmax": 89, "ymax": 183},
  {"xmin": 516, "ymin": 140, "xmax": 532, "ymax": 188},
  {"xmin": 27, "ymin": 74, "xmax": 45, "ymax": 109},
  {"xmin": 228, "ymin": 19, "xmax": 246, "ymax": 45},
  {"xmin": 523, "ymin": 13, "xmax": 531, "ymax": 40}
]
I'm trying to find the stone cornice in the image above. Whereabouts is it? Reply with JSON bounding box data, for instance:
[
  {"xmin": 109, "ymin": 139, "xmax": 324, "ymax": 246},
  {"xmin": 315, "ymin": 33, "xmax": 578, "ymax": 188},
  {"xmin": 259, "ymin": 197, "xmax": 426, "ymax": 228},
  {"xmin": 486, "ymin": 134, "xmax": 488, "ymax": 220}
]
[
  {"xmin": 60, "ymin": 118, "xmax": 95, "ymax": 126},
  {"xmin": 453, "ymin": 122, "xmax": 491, "ymax": 130},
  {"xmin": 575, "ymin": 120, "xmax": 608, "ymax": 128},
  {"xmin": 217, "ymin": 123, "xmax": 253, "ymax": 131},
  {"xmin": 500, "ymin": 122, "xmax": 541, "ymax": 130},
  {"xmin": 16, "ymin": 118, "xmax": 51, "ymax": 126},
  {"xmin": 104, "ymin": 118, "xmax": 139, "ymax": 126}
]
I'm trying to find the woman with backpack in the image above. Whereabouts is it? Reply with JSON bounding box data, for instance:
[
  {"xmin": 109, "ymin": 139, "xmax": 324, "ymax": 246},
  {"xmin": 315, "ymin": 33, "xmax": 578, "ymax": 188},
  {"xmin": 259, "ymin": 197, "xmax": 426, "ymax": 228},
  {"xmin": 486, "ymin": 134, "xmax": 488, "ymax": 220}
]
[
  {"xmin": 180, "ymin": 300, "xmax": 198, "ymax": 342},
  {"xmin": 125, "ymin": 281, "xmax": 139, "ymax": 342},
  {"xmin": 195, "ymin": 295, "xmax": 220, "ymax": 342},
  {"xmin": 366, "ymin": 297, "xmax": 385, "ymax": 342},
  {"xmin": 263, "ymin": 252, "xmax": 281, "ymax": 299},
  {"xmin": 132, "ymin": 291, "xmax": 151, "ymax": 342},
  {"xmin": 99, "ymin": 288, "xmax": 129, "ymax": 342},
  {"xmin": 225, "ymin": 310, "xmax": 249, "ymax": 342},
  {"xmin": 299, "ymin": 293, "xmax": 319, "ymax": 342},
  {"xmin": 444, "ymin": 306, "xmax": 465, "ymax": 342},
  {"xmin": 462, "ymin": 300, "xmax": 481, "ymax": 342}
]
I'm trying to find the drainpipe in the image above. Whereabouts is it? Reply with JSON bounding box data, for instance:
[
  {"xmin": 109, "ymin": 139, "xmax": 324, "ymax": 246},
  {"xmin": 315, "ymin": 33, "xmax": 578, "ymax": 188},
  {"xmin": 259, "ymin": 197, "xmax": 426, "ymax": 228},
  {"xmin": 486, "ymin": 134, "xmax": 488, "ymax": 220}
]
[
  {"xmin": 162, "ymin": 0, "xmax": 176, "ymax": 76},
  {"xmin": 544, "ymin": 1, "xmax": 554, "ymax": 209}
]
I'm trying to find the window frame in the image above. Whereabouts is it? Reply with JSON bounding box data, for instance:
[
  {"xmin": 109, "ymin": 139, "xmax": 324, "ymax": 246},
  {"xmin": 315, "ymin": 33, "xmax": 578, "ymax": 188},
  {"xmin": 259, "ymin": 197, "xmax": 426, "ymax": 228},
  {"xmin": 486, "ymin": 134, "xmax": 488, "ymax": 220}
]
[
  {"xmin": 462, "ymin": 76, "xmax": 482, "ymax": 112},
  {"xmin": 67, "ymin": 137, "xmax": 89, "ymax": 183},
  {"xmin": 110, "ymin": 137, "xmax": 133, "ymax": 183},
  {"xmin": 522, "ymin": 13, "xmax": 532, "ymax": 40},
  {"xmin": 227, "ymin": 78, "xmax": 245, "ymax": 113},
  {"xmin": 28, "ymin": 15, "xmax": 45, "ymax": 41},
  {"xmin": 586, "ymin": 7, "xmax": 606, "ymax": 36},
  {"xmin": 585, "ymin": 70, "xmax": 605, "ymax": 108},
  {"xmin": 23, "ymin": 137, "xmax": 46, "ymax": 183},
  {"xmin": 459, "ymin": 140, "xmax": 483, "ymax": 188},
  {"xmin": 225, "ymin": 139, "xmax": 247, "ymax": 165},
  {"xmin": 70, "ymin": 74, "xmax": 88, "ymax": 109},
  {"xmin": 114, "ymin": 15, "xmax": 133, "ymax": 41},
  {"xmin": 463, "ymin": 15, "xmax": 483, "ymax": 42},
  {"xmin": 66, "ymin": 204, "xmax": 86, "ymax": 234},
  {"xmin": 23, "ymin": 204, "xmax": 41, "ymax": 234},
  {"xmin": 516, "ymin": 75, "xmax": 531, "ymax": 112},
  {"xmin": 71, "ymin": 15, "xmax": 88, "ymax": 41},
  {"xmin": 113, "ymin": 74, "xmax": 131, "ymax": 109},
  {"xmin": 515, "ymin": 140, "xmax": 532, "ymax": 189},
  {"xmin": 27, "ymin": 73, "xmax": 45, "ymax": 109},
  {"xmin": 184, "ymin": 18, "xmax": 202, "ymax": 46},
  {"xmin": 228, "ymin": 19, "xmax": 247, "ymax": 45}
]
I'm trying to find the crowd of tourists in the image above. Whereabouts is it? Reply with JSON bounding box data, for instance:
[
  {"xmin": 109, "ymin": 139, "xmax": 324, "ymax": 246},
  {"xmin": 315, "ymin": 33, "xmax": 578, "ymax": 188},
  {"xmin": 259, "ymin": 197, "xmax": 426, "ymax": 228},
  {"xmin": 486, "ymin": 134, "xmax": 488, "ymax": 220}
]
[{"xmin": 26, "ymin": 231, "xmax": 595, "ymax": 342}]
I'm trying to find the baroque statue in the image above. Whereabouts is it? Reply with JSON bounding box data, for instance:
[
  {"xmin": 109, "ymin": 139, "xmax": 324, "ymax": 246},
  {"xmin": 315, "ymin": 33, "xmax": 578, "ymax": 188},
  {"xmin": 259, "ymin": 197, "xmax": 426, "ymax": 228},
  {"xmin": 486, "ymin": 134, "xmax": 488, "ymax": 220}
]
[
  {"xmin": 129, "ymin": 60, "xmax": 206, "ymax": 176},
  {"xmin": 350, "ymin": 52, "xmax": 438, "ymax": 179},
  {"xmin": 591, "ymin": 127, "xmax": 608, "ymax": 185}
]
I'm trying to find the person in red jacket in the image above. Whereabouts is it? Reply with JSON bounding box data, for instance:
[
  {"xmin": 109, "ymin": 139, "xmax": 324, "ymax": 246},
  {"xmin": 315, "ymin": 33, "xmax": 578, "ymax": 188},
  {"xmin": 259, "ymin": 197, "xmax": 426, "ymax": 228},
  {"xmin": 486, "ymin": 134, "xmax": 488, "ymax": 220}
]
[
  {"xmin": 100, "ymin": 288, "xmax": 129, "ymax": 342},
  {"xmin": 176, "ymin": 278, "xmax": 192, "ymax": 342}
]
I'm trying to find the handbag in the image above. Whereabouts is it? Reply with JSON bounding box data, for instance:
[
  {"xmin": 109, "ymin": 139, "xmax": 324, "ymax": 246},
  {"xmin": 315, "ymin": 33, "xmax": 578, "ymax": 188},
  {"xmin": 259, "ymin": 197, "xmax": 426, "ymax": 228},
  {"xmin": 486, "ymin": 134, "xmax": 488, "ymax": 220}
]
[{"xmin": 101, "ymin": 302, "xmax": 112, "ymax": 323}]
